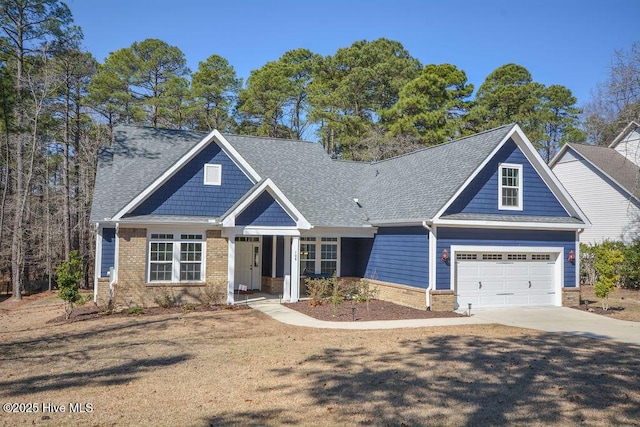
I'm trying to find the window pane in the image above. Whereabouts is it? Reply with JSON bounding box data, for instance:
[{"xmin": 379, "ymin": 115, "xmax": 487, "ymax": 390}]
[
  {"xmin": 321, "ymin": 261, "xmax": 337, "ymax": 275},
  {"xmin": 151, "ymin": 242, "xmax": 173, "ymax": 261},
  {"xmin": 301, "ymin": 261, "xmax": 316, "ymax": 276},
  {"xmin": 502, "ymin": 187, "xmax": 519, "ymax": 206},
  {"xmin": 180, "ymin": 242, "xmax": 202, "ymax": 262},
  {"xmin": 150, "ymin": 262, "xmax": 172, "ymax": 281},
  {"xmin": 321, "ymin": 244, "xmax": 337, "ymax": 260},
  {"xmin": 180, "ymin": 263, "xmax": 202, "ymax": 281}
]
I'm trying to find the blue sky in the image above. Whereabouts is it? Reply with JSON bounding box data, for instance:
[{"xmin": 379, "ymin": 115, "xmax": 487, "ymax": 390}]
[{"xmin": 66, "ymin": 0, "xmax": 639, "ymax": 107}]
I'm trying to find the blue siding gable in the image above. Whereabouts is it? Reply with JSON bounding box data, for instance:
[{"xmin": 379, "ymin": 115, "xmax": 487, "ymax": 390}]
[
  {"xmin": 100, "ymin": 227, "xmax": 116, "ymax": 278},
  {"xmin": 445, "ymin": 139, "xmax": 568, "ymax": 216},
  {"xmin": 236, "ymin": 191, "xmax": 296, "ymax": 227},
  {"xmin": 364, "ymin": 227, "xmax": 429, "ymax": 289},
  {"xmin": 130, "ymin": 142, "xmax": 254, "ymax": 217},
  {"xmin": 435, "ymin": 228, "xmax": 576, "ymax": 290}
]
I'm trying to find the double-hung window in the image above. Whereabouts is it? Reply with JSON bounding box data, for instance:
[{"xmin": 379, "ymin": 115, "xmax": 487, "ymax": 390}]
[
  {"xmin": 498, "ymin": 163, "xmax": 523, "ymax": 210},
  {"xmin": 299, "ymin": 237, "xmax": 339, "ymax": 276},
  {"xmin": 148, "ymin": 233, "xmax": 204, "ymax": 283}
]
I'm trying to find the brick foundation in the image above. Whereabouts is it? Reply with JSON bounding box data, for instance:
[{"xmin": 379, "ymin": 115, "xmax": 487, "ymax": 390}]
[
  {"xmin": 262, "ymin": 277, "xmax": 284, "ymax": 294},
  {"xmin": 96, "ymin": 277, "xmax": 111, "ymax": 307},
  {"xmin": 369, "ymin": 279, "xmax": 427, "ymax": 310},
  {"xmin": 112, "ymin": 227, "xmax": 229, "ymax": 310},
  {"xmin": 429, "ymin": 290, "xmax": 455, "ymax": 311},
  {"xmin": 562, "ymin": 287, "xmax": 581, "ymax": 307}
]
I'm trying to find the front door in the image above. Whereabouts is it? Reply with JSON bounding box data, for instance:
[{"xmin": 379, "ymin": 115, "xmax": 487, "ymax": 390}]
[{"xmin": 235, "ymin": 238, "xmax": 261, "ymax": 290}]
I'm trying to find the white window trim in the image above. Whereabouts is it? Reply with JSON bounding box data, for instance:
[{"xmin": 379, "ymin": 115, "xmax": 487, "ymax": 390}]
[
  {"xmin": 147, "ymin": 231, "xmax": 206, "ymax": 284},
  {"xmin": 203, "ymin": 163, "xmax": 222, "ymax": 186},
  {"xmin": 299, "ymin": 237, "xmax": 340, "ymax": 277},
  {"xmin": 498, "ymin": 163, "xmax": 523, "ymax": 211}
]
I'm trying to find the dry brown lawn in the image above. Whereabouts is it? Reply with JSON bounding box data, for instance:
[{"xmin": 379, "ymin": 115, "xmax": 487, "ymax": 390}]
[{"xmin": 0, "ymin": 292, "xmax": 639, "ymax": 426}]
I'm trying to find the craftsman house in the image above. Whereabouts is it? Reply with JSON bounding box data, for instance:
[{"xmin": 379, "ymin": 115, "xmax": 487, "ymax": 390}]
[
  {"xmin": 550, "ymin": 121, "xmax": 640, "ymax": 244},
  {"xmin": 91, "ymin": 123, "xmax": 589, "ymax": 311}
]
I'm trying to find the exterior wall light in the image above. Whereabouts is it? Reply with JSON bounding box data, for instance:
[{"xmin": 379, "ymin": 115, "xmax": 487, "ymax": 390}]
[
  {"xmin": 567, "ymin": 250, "xmax": 575, "ymax": 263},
  {"xmin": 441, "ymin": 248, "xmax": 449, "ymax": 263}
]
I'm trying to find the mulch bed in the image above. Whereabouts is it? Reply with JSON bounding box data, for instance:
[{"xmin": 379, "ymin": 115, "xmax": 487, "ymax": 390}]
[
  {"xmin": 570, "ymin": 303, "xmax": 625, "ymax": 317},
  {"xmin": 285, "ymin": 299, "xmax": 464, "ymax": 322},
  {"xmin": 46, "ymin": 303, "xmax": 249, "ymax": 324}
]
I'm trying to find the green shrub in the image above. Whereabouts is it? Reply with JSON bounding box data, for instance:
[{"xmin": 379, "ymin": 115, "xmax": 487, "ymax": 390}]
[
  {"xmin": 329, "ymin": 275, "xmax": 343, "ymax": 316},
  {"xmin": 56, "ymin": 251, "xmax": 88, "ymax": 319},
  {"xmin": 620, "ymin": 240, "xmax": 640, "ymax": 289},
  {"xmin": 593, "ymin": 241, "xmax": 624, "ymax": 310},
  {"xmin": 126, "ymin": 306, "xmax": 144, "ymax": 315}
]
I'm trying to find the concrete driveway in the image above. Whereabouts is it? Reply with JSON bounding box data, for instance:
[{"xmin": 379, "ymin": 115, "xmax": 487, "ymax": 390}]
[
  {"xmin": 250, "ymin": 297, "xmax": 640, "ymax": 345},
  {"xmin": 471, "ymin": 306, "xmax": 640, "ymax": 345}
]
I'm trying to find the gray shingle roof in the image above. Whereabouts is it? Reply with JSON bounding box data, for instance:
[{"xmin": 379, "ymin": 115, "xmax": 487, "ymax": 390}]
[
  {"xmin": 90, "ymin": 123, "xmax": 536, "ymax": 228},
  {"xmin": 358, "ymin": 124, "xmax": 516, "ymax": 222},
  {"xmin": 441, "ymin": 212, "xmax": 584, "ymax": 224},
  {"xmin": 90, "ymin": 126, "xmax": 207, "ymax": 223},
  {"xmin": 568, "ymin": 143, "xmax": 640, "ymax": 200}
]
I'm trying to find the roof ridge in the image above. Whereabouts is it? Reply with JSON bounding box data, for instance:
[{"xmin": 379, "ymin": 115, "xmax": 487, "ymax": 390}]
[
  {"xmin": 369, "ymin": 123, "xmax": 516, "ymax": 165},
  {"xmin": 223, "ymin": 132, "xmax": 315, "ymax": 144}
]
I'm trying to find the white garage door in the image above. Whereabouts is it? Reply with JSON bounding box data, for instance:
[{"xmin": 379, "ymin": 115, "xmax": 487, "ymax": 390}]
[{"xmin": 455, "ymin": 252, "xmax": 557, "ymax": 309}]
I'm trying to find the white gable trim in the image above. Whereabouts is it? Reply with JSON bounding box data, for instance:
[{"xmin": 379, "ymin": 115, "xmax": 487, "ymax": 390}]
[
  {"xmin": 111, "ymin": 130, "xmax": 261, "ymax": 221},
  {"xmin": 433, "ymin": 125, "xmax": 590, "ymax": 226},
  {"xmin": 222, "ymin": 178, "xmax": 311, "ymax": 230},
  {"xmin": 608, "ymin": 121, "xmax": 640, "ymax": 148}
]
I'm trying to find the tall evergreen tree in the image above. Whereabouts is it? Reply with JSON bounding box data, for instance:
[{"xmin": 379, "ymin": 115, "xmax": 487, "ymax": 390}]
[
  {"xmin": 382, "ymin": 63, "xmax": 473, "ymax": 145},
  {"xmin": 190, "ymin": 54, "xmax": 240, "ymax": 132},
  {"xmin": 309, "ymin": 38, "xmax": 421, "ymax": 158}
]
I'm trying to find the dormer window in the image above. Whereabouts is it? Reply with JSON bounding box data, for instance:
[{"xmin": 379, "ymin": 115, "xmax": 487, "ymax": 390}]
[
  {"xmin": 204, "ymin": 164, "xmax": 222, "ymax": 186},
  {"xmin": 498, "ymin": 163, "xmax": 523, "ymax": 210}
]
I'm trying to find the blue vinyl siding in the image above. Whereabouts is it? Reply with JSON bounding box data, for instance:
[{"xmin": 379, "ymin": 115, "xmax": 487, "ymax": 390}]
[
  {"xmin": 100, "ymin": 227, "xmax": 116, "ymax": 277},
  {"xmin": 276, "ymin": 236, "xmax": 284, "ymax": 277},
  {"xmin": 341, "ymin": 238, "xmax": 374, "ymax": 277},
  {"xmin": 262, "ymin": 236, "xmax": 273, "ymax": 277},
  {"xmin": 131, "ymin": 142, "xmax": 253, "ymax": 217},
  {"xmin": 446, "ymin": 139, "xmax": 568, "ymax": 216},
  {"xmin": 435, "ymin": 228, "xmax": 576, "ymax": 290},
  {"xmin": 364, "ymin": 227, "xmax": 429, "ymax": 289},
  {"xmin": 236, "ymin": 191, "xmax": 295, "ymax": 226}
]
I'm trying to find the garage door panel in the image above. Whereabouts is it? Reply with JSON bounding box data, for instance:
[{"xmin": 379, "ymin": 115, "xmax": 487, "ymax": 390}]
[
  {"xmin": 505, "ymin": 279, "xmax": 530, "ymax": 291},
  {"xmin": 506, "ymin": 295, "xmax": 529, "ymax": 305},
  {"xmin": 480, "ymin": 295, "xmax": 507, "ymax": 306},
  {"xmin": 456, "ymin": 251, "xmax": 558, "ymax": 309}
]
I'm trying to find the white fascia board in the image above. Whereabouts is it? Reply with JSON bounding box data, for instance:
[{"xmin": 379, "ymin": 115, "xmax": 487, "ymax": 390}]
[
  {"xmin": 433, "ymin": 218, "xmax": 588, "ymax": 230},
  {"xmin": 300, "ymin": 226, "xmax": 376, "ymax": 238},
  {"xmin": 111, "ymin": 130, "xmax": 261, "ymax": 221},
  {"xmin": 433, "ymin": 125, "xmax": 517, "ymax": 220},
  {"xmin": 118, "ymin": 220, "xmax": 219, "ymax": 230},
  {"xmin": 222, "ymin": 178, "xmax": 311, "ymax": 230},
  {"xmin": 222, "ymin": 226, "xmax": 301, "ymax": 237},
  {"xmin": 548, "ymin": 143, "xmax": 571, "ymax": 168},
  {"xmin": 608, "ymin": 121, "xmax": 640, "ymax": 148},
  {"xmin": 368, "ymin": 219, "xmax": 430, "ymax": 227}
]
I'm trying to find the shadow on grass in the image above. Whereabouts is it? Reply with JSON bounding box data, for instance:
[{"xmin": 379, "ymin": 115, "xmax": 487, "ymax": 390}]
[
  {"xmin": 260, "ymin": 333, "xmax": 640, "ymax": 425},
  {"xmin": 0, "ymin": 354, "xmax": 192, "ymax": 398}
]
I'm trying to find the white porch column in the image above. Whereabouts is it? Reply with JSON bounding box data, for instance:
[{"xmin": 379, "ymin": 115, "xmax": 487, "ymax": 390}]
[
  {"xmin": 227, "ymin": 233, "xmax": 236, "ymax": 304},
  {"xmin": 283, "ymin": 236, "xmax": 291, "ymax": 302},
  {"xmin": 290, "ymin": 236, "xmax": 300, "ymax": 303},
  {"xmin": 93, "ymin": 225, "xmax": 102, "ymax": 303}
]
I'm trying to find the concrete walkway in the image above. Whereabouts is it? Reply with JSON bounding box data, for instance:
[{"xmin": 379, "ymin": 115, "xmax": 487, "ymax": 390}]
[{"xmin": 246, "ymin": 296, "xmax": 640, "ymax": 345}]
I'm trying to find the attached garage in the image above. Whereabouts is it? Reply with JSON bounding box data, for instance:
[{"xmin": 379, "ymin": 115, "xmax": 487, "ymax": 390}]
[{"xmin": 452, "ymin": 247, "xmax": 563, "ymax": 309}]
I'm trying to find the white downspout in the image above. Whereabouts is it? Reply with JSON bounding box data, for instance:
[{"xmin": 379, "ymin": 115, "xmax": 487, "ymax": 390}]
[{"xmin": 422, "ymin": 220, "xmax": 434, "ymax": 310}]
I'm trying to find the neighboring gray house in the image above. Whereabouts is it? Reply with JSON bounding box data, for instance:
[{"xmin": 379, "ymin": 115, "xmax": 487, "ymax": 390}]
[
  {"xmin": 91, "ymin": 124, "xmax": 589, "ymax": 311},
  {"xmin": 550, "ymin": 122, "xmax": 640, "ymax": 244}
]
